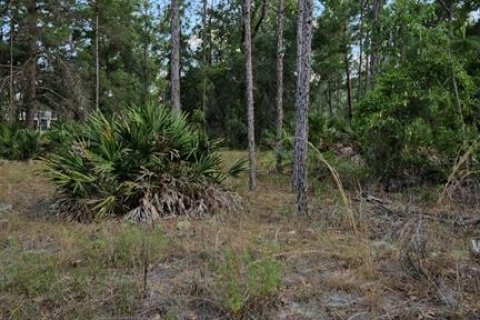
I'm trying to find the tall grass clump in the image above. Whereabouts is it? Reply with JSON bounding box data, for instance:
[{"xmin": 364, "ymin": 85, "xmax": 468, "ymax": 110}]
[
  {"xmin": 44, "ymin": 103, "xmax": 245, "ymax": 222},
  {"xmin": 214, "ymin": 249, "xmax": 282, "ymax": 316}
]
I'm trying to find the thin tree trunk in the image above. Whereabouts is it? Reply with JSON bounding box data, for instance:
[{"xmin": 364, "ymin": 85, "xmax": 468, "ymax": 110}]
[
  {"xmin": 345, "ymin": 53, "xmax": 353, "ymax": 122},
  {"xmin": 25, "ymin": 0, "xmax": 37, "ymax": 128},
  {"xmin": 446, "ymin": 5, "xmax": 465, "ymax": 136},
  {"xmin": 343, "ymin": 17, "xmax": 353, "ymax": 122},
  {"xmin": 208, "ymin": 0, "xmax": 213, "ymax": 65},
  {"xmin": 253, "ymin": 0, "xmax": 269, "ymax": 38},
  {"xmin": 201, "ymin": 0, "xmax": 209, "ymax": 117},
  {"xmin": 243, "ymin": 0, "xmax": 256, "ymax": 191},
  {"xmin": 170, "ymin": 0, "xmax": 181, "ymax": 114},
  {"xmin": 357, "ymin": 0, "xmax": 364, "ymax": 101},
  {"xmin": 142, "ymin": 0, "xmax": 151, "ymax": 104},
  {"xmin": 275, "ymin": 0, "xmax": 285, "ymax": 173},
  {"xmin": 292, "ymin": 0, "xmax": 304, "ymax": 190},
  {"xmin": 95, "ymin": 0, "xmax": 100, "ymax": 111},
  {"xmin": 327, "ymin": 80, "xmax": 333, "ymax": 119},
  {"xmin": 9, "ymin": 1, "xmax": 15, "ymax": 124},
  {"xmin": 293, "ymin": 0, "xmax": 314, "ymax": 214},
  {"xmin": 369, "ymin": 0, "xmax": 382, "ymax": 89},
  {"xmin": 365, "ymin": 50, "xmax": 370, "ymax": 92}
]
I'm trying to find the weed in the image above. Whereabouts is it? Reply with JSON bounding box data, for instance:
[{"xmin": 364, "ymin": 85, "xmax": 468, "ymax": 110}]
[{"xmin": 213, "ymin": 248, "xmax": 282, "ymax": 316}]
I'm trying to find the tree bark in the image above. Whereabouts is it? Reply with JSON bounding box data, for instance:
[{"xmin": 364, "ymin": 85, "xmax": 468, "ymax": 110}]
[
  {"xmin": 275, "ymin": 0, "xmax": 285, "ymax": 172},
  {"xmin": 170, "ymin": 0, "xmax": 181, "ymax": 114},
  {"xmin": 292, "ymin": 0, "xmax": 304, "ymax": 190},
  {"xmin": 345, "ymin": 53, "xmax": 353, "ymax": 122},
  {"xmin": 369, "ymin": 0, "xmax": 382, "ymax": 90},
  {"xmin": 25, "ymin": 0, "xmax": 37, "ymax": 128},
  {"xmin": 142, "ymin": 0, "xmax": 151, "ymax": 105},
  {"xmin": 243, "ymin": 0, "xmax": 256, "ymax": 191},
  {"xmin": 327, "ymin": 80, "xmax": 333, "ymax": 119},
  {"xmin": 208, "ymin": 0, "xmax": 213, "ymax": 65},
  {"xmin": 343, "ymin": 17, "xmax": 353, "ymax": 121},
  {"xmin": 357, "ymin": 0, "xmax": 364, "ymax": 101},
  {"xmin": 201, "ymin": 0, "xmax": 209, "ymax": 117},
  {"xmin": 253, "ymin": 0, "xmax": 269, "ymax": 39},
  {"xmin": 94, "ymin": 0, "xmax": 100, "ymax": 111},
  {"xmin": 9, "ymin": 1, "xmax": 15, "ymax": 124},
  {"xmin": 293, "ymin": 0, "xmax": 314, "ymax": 214}
]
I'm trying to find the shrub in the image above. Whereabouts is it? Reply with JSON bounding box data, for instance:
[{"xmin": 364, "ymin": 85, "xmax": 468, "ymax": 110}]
[
  {"xmin": 44, "ymin": 121, "xmax": 80, "ymax": 152},
  {"xmin": 356, "ymin": 69, "xmax": 455, "ymax": 186},
  {"xmin": 0, "ymin": 124, "xmax": 43, "ymax": 161},
  {"xmin": 44, "ymin": 103, "xmax": 245, "ymax": 222},
  {"xmin": 309, "ymin": 113, "xmax": 358, "ymax": 149}
]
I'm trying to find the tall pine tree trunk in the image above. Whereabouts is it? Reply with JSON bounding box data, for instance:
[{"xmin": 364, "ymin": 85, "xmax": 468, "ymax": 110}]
[
  {"xmin": 292, "ymin": 0, "xmax": 304, "ymax": 191},
  {"xmin": 345, "ymin": 52, "xmax": 353, "ymax": 122},
  {"xmin": 142, "ymin": 0, "xmax": 151, "ymax": 105},
  {"xmin": 243, "ymin": 0, "xmax": 256, "ymax": 191},
  {"xmin": 357, "ymin": 0, "xmax": 364, "ymax": 101},
  {"xmin": 201, "ymin": 0, "xmax": 209, "ymax": 118},
  {"xmin": 9, "ymin": 1, "xmax": 15, "ymax": 124},
  {"xmin": 275, "ymin": 0, "xmax": 285, "ymax": 172},
  {"xmin": 369, "ymin": 0, "xmax": 382, "ymax": 89},
  {"xmin": 325, "ymin": 78, "xmax": 333, "ymax": 120},
  {"xmin": 170, "ymin": 0, "xmax": 181, "ymax": 114},
  {"xmin": 25, "ymin": 0, "xmax": 37, "ymax": 128},
  {"xmin": 293, "ymin": 0, "xmax": 314, "ymax": 214},
  {"xmin": 94, "ymin": 0, "xmax": 100, "ymax": 111},
  {"xmin": 344, "ymin": 18, "xmax": 352, "ymax": 121},
  {"xmin": 327, "ymin": 80, "xmax": 333, "ymax": 119}
]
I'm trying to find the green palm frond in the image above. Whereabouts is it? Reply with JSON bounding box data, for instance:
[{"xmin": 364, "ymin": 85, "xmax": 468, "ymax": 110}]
[
  {"xmin": 44, "ymin": 102, "xmax": 241, "ymax": 222},
  {"xmin": 0, "ymin": 124, "xmax": 43, "ymax": 160}
]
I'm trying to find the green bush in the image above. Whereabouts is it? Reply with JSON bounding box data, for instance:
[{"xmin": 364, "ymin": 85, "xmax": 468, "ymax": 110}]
[
  {"xmin": 355, "ymin": 65, "xmax": 475, "ymax": 186},
  {"xmin": 44, "ymin": 121, "xmax": 80, "ymax": 152},
  {"xmin": 0, "ymin": 124, "xmax": 43, "ymax": 160},
  {"xmin": 309, "ymin": 112, "xmax": 358, "ymax": 149},
  {"xmin": 44, "ymin": 103, "xmax": 245, "ymax": 222}
]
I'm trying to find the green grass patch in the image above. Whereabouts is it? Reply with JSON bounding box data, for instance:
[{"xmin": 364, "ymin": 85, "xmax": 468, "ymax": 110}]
[
  {"xmin": 213, "ymin": 248, "xmax": 282, "ymax": 315},
  {"xmin": 0, "ymin": 221, "xmax": 164, "ymax": 319}
]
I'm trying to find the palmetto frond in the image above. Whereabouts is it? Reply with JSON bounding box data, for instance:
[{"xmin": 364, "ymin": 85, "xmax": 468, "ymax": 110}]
[
  {"xmin": 44, "ymin": 102, "xmax": 244, "ymax": 222},
  {"xmin": 0, "ymin": 125, "xmax": 43, "ymax": 160}
]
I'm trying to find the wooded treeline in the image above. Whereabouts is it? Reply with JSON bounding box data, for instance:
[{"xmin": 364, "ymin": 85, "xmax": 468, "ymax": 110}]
[{"xmin": 0, "ymin": 0, "xmax": 480, "ymax": 211}]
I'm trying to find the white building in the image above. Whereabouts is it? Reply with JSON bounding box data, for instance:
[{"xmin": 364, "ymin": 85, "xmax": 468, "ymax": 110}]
[{"xmin": 17, "ymin": 110, "xmax": 58, "ymax": 130}]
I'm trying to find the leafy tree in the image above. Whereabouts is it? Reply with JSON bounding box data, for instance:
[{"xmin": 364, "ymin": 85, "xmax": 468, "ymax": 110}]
[{"xmin": 356, "ymin": 0, "xmax": 480, "ymax": 186}]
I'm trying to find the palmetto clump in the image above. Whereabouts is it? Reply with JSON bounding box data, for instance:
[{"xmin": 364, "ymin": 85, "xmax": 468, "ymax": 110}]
[
  {"xmin": 44, "ymin": 103, "xmax": 244, "ymax": 223},
  {"xmin": 0, "ymin": 125, "xmax": 43, "ymax": 160}
]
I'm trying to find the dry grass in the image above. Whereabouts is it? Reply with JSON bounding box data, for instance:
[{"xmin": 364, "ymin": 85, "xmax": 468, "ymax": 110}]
[{"xmin": 0, "ymin": 153, "xmax": 479, "ymax": 319}]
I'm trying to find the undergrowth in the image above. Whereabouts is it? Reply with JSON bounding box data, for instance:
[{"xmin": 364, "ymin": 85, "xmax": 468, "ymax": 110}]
[
  {"xmin": 0, "ymin": 222, "xmax": 164, "ymax": 319},
  {"xmin": 213, "ymin": 248, "xmax": 282, "ymax": 317}
]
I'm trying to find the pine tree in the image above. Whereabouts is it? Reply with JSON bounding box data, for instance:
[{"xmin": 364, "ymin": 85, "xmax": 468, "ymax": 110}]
[
  {"xmin": 275, "ymin": 0, "xmax": 285, "ymax": 172},
  {"xmin": 293, "ymin": 0, "xmax": 314, "ymax": 214},
  {"xmin": 170, "ymin": 0, "xmax": 181, "ymax": 114},
  {"xmin": 243, "ymin": 0, "xmax": 256, "ymax": 191},
  {"xmin": 25, "ymin": 0, "xmax": 38, "ymax": 128}
]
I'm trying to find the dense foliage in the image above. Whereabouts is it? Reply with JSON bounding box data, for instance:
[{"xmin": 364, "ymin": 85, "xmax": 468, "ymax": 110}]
[
  {"xmin": 0, "ymin": 0, "xmax": 479, "ymax": 189},
  {"xmin": 0, "ymin": 125, "xmax": 42, "ymax": 161},
  {"xmin": 355, "ymin": 0, "xmax": 480, "ymax": 185},
  {"xmin": 44, "ymin": 103, "xmax": 244, "ymax": 222}
]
